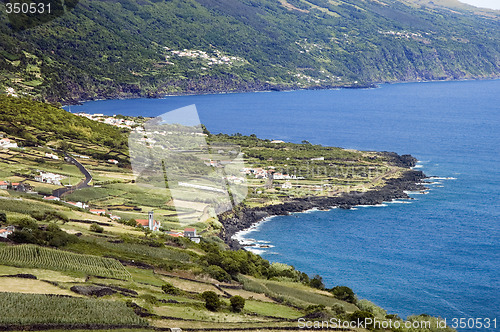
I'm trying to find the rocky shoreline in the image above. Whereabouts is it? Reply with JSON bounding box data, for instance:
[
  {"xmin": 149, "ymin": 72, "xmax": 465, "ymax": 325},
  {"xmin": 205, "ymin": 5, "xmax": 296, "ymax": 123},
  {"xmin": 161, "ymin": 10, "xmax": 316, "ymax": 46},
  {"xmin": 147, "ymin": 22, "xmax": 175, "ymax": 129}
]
[{"xmin": 219, "ymin": 168, "xmax": 427, "ymax": 250}]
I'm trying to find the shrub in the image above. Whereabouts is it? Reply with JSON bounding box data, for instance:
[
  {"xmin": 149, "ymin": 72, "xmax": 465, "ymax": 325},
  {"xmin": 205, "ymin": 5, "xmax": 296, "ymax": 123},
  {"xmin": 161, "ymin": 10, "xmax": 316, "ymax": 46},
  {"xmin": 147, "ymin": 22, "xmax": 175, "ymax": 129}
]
[
  {"xmin": 357, "ymin": 299, "xmax": 387, "ymax": 318},
  {"xmin": 140, "ymin": 294, "xmax": 159, "ymax": 305},
  {"xmin": 329, "ymin": 286, "xmax": 356, "ymax": 303},
  {"xmin": 161, "ymin": 282, "xmax": 180, "ymax": 295},
  {"xmin": 305, "ymin": 304, "xmax": 325, "ymax": 315},
  {"xmin": 207, "ymin": 265, "xmax": 231, "ymax": 282},
  {"xmin": 331, "ymin": 304, "xmax": 346, "ymax": 315},
  {"xmin": 0, "ymin": 212, "xmax": 6, "ymax": 223},
  {"xmin": 201, "ymin": 291, "xmax": 220, "ymax": 311},
  {"xmin": 90, "ymin": 223, "xmax": 104, "ymax": 233},
  {"xmin": 230, "ymin": 295, "xmax": 245, "ymax": 312},
  {"xmin": 123, "ymin": 218, "xmax": 138, "ymax": 227},
  {"xmin": 348, "ymin": 311, "xmax": 374, "ymax": 328}
]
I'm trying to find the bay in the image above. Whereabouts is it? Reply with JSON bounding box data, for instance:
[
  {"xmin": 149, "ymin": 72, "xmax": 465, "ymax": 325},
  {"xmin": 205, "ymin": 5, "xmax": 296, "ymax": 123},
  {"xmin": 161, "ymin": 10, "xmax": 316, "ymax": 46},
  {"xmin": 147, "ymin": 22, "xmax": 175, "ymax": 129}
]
[{"xmin": 66, "ymin": 79, "xmax": 500, "ymax": 323}]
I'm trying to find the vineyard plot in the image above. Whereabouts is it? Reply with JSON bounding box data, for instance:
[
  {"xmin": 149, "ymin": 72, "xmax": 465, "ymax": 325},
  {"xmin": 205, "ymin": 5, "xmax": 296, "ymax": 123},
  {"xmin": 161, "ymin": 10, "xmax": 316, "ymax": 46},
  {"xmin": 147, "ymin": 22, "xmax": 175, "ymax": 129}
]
[{"xmin": 0, "ymin": 245, "xmax": 131, "ymax": 280}]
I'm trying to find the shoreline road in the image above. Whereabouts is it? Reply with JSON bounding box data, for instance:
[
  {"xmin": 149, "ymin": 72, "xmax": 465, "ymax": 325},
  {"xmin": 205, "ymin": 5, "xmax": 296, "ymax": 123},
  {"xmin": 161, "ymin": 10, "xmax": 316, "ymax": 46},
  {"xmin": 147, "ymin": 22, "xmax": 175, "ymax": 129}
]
[{"xmin": 52, "ymin": 151, "xmax": 93, "ymax": 198}]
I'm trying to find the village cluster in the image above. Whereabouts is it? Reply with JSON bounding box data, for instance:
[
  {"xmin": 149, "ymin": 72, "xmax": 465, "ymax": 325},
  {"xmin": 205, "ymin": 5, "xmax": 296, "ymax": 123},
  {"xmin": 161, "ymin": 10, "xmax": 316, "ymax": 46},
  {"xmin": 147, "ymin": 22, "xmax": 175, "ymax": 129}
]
[
  {"xmin": 74, "ymin": 113, "xmax": 137, "ymax": 129},
  {"xmin": 165, "ymin": 47, "xmax": 245, "ymax": 68}
]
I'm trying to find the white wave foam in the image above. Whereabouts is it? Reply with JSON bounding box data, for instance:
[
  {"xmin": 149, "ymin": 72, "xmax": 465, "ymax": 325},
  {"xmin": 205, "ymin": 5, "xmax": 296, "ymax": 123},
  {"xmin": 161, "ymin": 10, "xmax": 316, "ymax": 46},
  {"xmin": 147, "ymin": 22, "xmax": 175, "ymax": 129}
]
[
  {"xmin": 245, "ymin": 247, "xmax": 267, "ymax": 255},
  {"xmin": 404, "ymin": 190, "xmax": 428, "ymax": 195},
  {"xmin": 428, "ymin": 177, "xmax": 457, "ymax": 180}
]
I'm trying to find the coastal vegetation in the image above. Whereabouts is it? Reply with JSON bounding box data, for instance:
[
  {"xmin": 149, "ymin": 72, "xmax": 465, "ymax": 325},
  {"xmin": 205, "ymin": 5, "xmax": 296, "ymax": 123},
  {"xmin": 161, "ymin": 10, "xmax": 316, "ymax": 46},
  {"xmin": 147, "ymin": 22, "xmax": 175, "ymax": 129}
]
[
  {"xmin": 0, "ymin": 96, "xmax": 455, "ymax": 331},
  {"xmin": 0, "ymin": 0, "xmax": 499, "ymax": 102}
]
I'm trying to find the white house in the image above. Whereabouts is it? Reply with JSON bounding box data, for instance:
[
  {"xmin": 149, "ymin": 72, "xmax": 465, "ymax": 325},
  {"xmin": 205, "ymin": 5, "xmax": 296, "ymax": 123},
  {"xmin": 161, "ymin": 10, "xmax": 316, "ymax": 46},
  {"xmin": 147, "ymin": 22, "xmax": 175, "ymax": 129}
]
[
  {"xmin": 0, "ymin": 138, "xmax": 17, "ymax": 149},
  {"xmin": 35, "ymin": 171, "xmax": 65, "ymax": 186},
  {"xmin": 0, "ymin": 226, "xmax": 15, "ymax": 238},
  {"xmin": 184, "ymin": 228, "xmax": 201, "ymax": 243},
  {"xmin": 66, "ymin": 201, "xmax": 89, "ymax": 209},
  {"xmin": 0, "ymin": 181, "xmax": 8, "ymax": 190},
  {"xmin": 45, "ymin": 153, "xmax": 59, "ymax": 160}
]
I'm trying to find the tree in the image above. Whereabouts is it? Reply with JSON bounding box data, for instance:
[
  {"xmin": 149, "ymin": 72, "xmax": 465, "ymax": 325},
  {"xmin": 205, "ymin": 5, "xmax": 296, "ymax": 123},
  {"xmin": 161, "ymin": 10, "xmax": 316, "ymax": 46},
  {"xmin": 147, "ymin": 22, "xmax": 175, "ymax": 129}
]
[
  {"xmin": 309, "ymin": 274, "xmax": 325, "ymax": 290},
  {"xmin": 329, "ymin": 285, "xmax": 356, "ymax": 303},
  {"xmin": 161, "ymin": 283, "xmax": 179, "ymax": 295},
  {"xmin": 201, "ymin": 291, "xmax": 220, "ymax": 311},
  {"xmin": 305, "ymin": 304, "xmax": 325, "ymax": 315},
  {"xmin": 89, "ymin": 223, "xmax": 104, "ymax": 233},
  {"xmin": 124, "ymin": 218, "xmax": 137, "ymax": 227},
  {"xmin": 230, "ymin": 295, "xmax": 245, "ymax": 312},
  {"xmin": 0, "ymin": 212, "xmax": 6, "ymax": 223}
]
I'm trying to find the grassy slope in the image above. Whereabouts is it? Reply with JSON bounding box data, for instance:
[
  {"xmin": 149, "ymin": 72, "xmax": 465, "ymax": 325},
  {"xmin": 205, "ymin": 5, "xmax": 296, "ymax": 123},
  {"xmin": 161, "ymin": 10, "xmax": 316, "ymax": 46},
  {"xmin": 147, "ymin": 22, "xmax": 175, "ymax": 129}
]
[
  {"xmin": 0, "ymin": 98, "xmax": 455, "ymax": 331},
  {"xmin": 0, "ymin": 0, "xmax": 498, "ymax": 102}
]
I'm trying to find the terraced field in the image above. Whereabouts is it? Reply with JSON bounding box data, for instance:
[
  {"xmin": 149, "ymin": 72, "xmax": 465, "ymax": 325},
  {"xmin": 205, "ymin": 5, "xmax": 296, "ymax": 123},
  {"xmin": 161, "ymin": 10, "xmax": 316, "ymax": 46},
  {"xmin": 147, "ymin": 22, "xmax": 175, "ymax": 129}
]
[
  {"xmin": 0, "ymin": 292, "xmax": 147, "ymax": 327},
  {"xmin": 0, "ymin": 244, "xmax": 131, "ymax": 280}
]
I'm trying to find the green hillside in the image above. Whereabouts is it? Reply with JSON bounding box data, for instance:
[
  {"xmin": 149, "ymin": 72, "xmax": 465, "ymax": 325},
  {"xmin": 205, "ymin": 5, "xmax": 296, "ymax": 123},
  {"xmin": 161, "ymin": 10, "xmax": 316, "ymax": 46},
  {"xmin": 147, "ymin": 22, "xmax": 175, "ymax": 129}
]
[
  {"xmin": 0, "ymin": 0, "xmax": 499, "ymax": 102},
  {"xmin": 0, "ymin": 95, "xmax": 128, "ymax": 161},
  {"xmin": 0, "ymin": 96, "xmax": 457, "ymax": 331}
]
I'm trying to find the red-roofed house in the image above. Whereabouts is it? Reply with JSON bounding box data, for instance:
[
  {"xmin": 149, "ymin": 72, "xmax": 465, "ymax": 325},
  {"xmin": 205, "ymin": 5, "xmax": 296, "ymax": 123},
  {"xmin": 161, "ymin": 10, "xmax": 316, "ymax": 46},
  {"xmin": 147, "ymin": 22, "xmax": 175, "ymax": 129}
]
[
  {"xmin": 0, "ymin": 181, "xmax": 8, "ymax": 190},
  {"xmin": 184, "ymin": 228, "xmax": 196, "ymax": 237},
  {"xmin": 184, "ymin": 228, "xmax": 200, "ymax": 243},
  {"xmin": 0, "ymin": 226, "xmax": 15, "ymax": 238},
  {"xmin": 43, "ymin": 195, "xmax": 60, "ymax": 201},
  {"xmin": 90, "ymin": 209, "xmax": 106, "ymax": 215},
  {"xmin": 136, "ymin": 219, "xmax": 149, "ymax": 227}
]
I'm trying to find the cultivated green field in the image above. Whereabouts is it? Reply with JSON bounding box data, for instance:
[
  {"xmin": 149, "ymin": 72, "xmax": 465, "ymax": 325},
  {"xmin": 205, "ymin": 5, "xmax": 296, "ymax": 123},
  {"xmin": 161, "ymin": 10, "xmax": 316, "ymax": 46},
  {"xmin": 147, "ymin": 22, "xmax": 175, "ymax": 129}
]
[
  {"xmin": 0, "ymin": 292, "xmax": 147, "ymax": 327},
  {"xmin": 0, "ymin": 244, "xmax": 131, "ymax": 280}
]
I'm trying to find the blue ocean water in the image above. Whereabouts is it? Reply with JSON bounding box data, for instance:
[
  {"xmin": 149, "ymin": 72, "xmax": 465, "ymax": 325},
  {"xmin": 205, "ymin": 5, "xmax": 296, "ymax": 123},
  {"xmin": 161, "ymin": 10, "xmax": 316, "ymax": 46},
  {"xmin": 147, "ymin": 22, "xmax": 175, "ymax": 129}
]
[{"xmin": 67, "ymin": 80, "xmax": 499, "ymax": 323}]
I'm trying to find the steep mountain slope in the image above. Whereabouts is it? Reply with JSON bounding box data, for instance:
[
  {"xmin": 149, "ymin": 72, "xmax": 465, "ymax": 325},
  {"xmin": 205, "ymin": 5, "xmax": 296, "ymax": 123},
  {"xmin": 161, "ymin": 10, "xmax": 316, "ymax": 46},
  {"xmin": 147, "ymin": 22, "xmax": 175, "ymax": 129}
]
[{"xmin": 0, "ymin": 0, "xmax": 498, "ymax": 102}]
